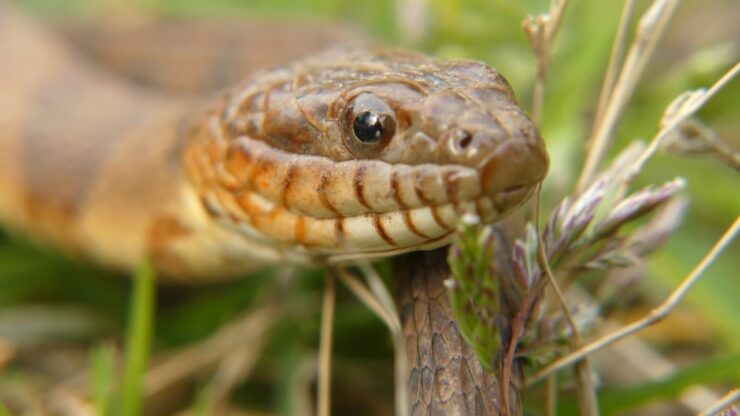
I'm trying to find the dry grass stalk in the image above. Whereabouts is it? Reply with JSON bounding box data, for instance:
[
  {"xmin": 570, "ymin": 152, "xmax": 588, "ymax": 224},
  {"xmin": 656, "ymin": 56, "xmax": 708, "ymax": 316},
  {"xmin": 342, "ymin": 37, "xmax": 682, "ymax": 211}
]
[
  {"xmin": 44, "ymin": 300, "xmax": 281, "ymax": 416},
  {"xmin": 447, "ymin": 44, "xmax": 737, "ymax": 416},
  {"xmin": 202, "ymin": 339, "xmax": 266, "ymax": 415},
  {"xmin": 659, "ymin": 117, "xmax": 740, "ymax": 170},
  {"xmin": 337, "ymin": 269, "xmax": 398, "ymax": 333},
  {"xmin": 534, "ymin": 187, "xmax": 599, "ymax": 415},
  {"xmin": 522, "ymin": 0, "xmax": 570, "ymax": 124},
  {"xmin": 698, "ymin": 388, "xmax": 740, "ymax": 416},
  {"xmin": 577, "ymin": 0, "xmax": 680, "ymax": 192},
  {"xmin": 625, "ymin": 62, "xmax": 739, "ymax": 182},
  {"xmin": 529, "ymin": 217, "xmax": 739, "ymax": 385},
  {"xmin": 144, "ymin": 302, "xmax": 281, "ymax": 399},
  {"xmin": 358, "ymin": 262, "xmax": 411, "ymax": 416},
  {"xmin": 316, "ymin": 272, "xmax": 336, "ymax": 416},
  {"xmin": 592, "ymin": 0, "xmax": 637, "ymax": 129},
  {"xmin": 338, "ymin": 266, "xmax": 409, "ymax": 416},
  {"xmin": 586, "ymin": 301, "xmax": 722, "ymax": 412},
  {"xmin": 545, "ymin": 375, "xmax": 557, "ymax": 416}
]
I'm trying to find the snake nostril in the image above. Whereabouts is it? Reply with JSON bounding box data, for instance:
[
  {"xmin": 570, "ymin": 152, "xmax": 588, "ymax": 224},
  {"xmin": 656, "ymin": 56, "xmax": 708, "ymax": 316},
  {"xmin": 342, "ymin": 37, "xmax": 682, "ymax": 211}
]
[
  {"xmin": 447, "ymin": 129, "xmax": 473, "ymax": 156},
  {"xmin": 458, "ymin": 131, "xmax": 472, "ymax": 149}
]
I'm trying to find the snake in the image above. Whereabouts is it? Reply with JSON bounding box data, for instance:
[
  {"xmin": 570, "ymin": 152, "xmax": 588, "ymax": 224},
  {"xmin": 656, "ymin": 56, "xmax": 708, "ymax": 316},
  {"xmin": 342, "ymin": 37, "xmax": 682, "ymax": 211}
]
[{"xmin": 0, "ymin": 2, "xmax": 548, "ymax": 413}]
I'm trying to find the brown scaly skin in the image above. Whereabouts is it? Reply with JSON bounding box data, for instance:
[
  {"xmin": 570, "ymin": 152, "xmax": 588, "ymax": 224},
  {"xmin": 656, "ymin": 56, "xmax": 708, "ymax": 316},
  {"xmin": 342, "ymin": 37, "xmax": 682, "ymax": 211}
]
[
  {"xmin": 185, "ymin": 47, "xmax": 548, "ymax": 273},
  {"xmin": 0, "ymin": 3, "xmax": 547, "ymax": 414},
  {"xmin": 397, "ymin": 226, "xmax": 526, "ymax": 416},
  {"xmin": 397, "ymin": 248, "xmax": 513, "ymax": 415}
]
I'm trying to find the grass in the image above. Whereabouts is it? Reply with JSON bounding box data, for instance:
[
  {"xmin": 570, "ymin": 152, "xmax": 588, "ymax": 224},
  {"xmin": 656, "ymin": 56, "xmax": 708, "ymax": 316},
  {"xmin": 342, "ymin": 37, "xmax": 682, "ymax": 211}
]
[
  {"xmin": 594, "ymin": 353, "xmax": 740, "ymax": 415},
  {"xmin": 2, "ymin": 0, "xmax": 739, "ymax": 415},
  {"xmin": 119, "ymin": 261, "xmax": 155, "ymax": 416}
]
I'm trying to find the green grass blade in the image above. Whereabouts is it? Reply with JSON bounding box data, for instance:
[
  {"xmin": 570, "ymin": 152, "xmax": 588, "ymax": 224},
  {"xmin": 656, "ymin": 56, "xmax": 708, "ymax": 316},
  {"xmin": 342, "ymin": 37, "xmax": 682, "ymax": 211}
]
[
  {"xmin": 119, "ymin": 261, "xmax": 156, "ymax": 416},
  {"xmin": 600, "ymin": 353, "xmax": 740, "ymax": 415},
  {"xmin": 91, "ymin": 343, "xmax": 116, "ymax": 416},
  {"xmin": 557, "ymin": 353, "xmax": 740, "ymax": 415}
]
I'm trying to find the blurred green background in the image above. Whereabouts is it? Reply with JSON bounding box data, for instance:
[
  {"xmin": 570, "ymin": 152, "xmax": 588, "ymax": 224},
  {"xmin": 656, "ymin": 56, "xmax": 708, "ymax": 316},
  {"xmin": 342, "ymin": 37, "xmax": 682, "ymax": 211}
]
[{"xmin": 1, "ymin": 0, "xmax": 738, "ymax": 415}]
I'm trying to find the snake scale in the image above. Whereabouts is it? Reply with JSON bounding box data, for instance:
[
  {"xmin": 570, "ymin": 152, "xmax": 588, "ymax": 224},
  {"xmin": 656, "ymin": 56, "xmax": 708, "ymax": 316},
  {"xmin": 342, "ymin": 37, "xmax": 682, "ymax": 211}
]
[{"xmin": 0, "ymin": 2, "xmax": 548, "ymax": 414}]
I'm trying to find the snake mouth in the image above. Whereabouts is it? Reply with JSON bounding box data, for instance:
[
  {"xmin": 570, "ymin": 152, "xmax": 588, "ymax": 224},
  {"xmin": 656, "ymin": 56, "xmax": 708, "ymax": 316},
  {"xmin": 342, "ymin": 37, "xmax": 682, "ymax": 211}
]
[
  {"xmin": 194, "ymin": 131, "xmax": 547, "ymax": 263},
  {"xmin": 205, "ymin": 177, "xmax": 502, "ymax": 263},
  {"xmin": 479, "ymin": 135, "xmax": 549, "ymax": 214},
  {"xmin": 324, "ymin": 134, "xmax": 549, "ymax": 260}
]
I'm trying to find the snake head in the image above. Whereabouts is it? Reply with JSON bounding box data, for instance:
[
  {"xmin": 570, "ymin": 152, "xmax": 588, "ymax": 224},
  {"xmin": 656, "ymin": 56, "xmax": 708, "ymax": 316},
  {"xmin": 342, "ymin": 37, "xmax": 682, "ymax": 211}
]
[{"xmin": 187, "ymin": 48, "xmax": 548, "ymax": 264}]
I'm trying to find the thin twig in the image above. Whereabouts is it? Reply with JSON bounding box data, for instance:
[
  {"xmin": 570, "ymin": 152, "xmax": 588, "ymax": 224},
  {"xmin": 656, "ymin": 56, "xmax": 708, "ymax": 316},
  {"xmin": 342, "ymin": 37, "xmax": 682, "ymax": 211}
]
[
  {"xmin": 502, "ymin": 306, "xmax": 524, "ymax": 416},
  {"xmin": 545, "ymin": 0, "xmax": 569, "ymax": 40},
  {"xmin": 358, "ymin": 262, "xmax": 399, "ymax": 324},
  {"xmin": 523, "ymin": 0, "xmax": 570, "ymax": 124},
  {"xmin": 356, "ymin": 262, "xmax": 411, "ymax": 416},
  {"xmin": 337, "ymin": 267, "xmax": 410, "ymax": 416},
  {"xmin": 203, "ymin": 269, "xmax": 297, "ymax": 413},
  {"xmin": 502, "ymin": 278, "xmax": 547, "ymax": 416},
  {"xmin": 677, "ymin": 118, "xmax": 740, "ymax": 169},
  {"xmin": 317, "ymin": 271, "xmax": 336, "ymax": 416},
  {"xmin": 529, "ymin": 217, "xmax": 739, "ymax": 385},
  {"xmin": 592, "ymin": 0, "xmax": 637, "ymax": 128},
  {"xmin": 535, "ymin": 186, "xmax": 599, "ymax": 415},
  {"xmin": 144, "ymin": 302, "xmax": 280, "ymax": 398},
  {"xmin": 205, "ymin": 343, "xmax": 264, "ymax": 414},
  {"xmin": 625, "ymin": 63, "xmax": 740, "ymax": 181},
  {"xmin": 569, "ymin": 284, "xmax": 720, "ymax": 412},
  {"xmin": 337, "ymin": 268, "xmax": 398, "ymax": 333},
  {"xmin": 546, "ymin": 375, "xmax": 557, "ymax": 416},
  {"xmin": 698, "ymin": 388, "xmax": 739, "ymax": 416},
  {"xmin": 577, "ymin": 0, "xmax": 680, "ymax": 192}
]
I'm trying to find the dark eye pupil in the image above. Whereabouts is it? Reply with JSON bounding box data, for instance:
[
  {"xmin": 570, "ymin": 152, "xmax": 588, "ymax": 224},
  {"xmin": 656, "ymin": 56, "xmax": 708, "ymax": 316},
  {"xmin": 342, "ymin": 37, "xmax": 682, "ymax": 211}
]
[{"xmin": 353, "ymin": 111, "xmax": 384, "ymax": 143}]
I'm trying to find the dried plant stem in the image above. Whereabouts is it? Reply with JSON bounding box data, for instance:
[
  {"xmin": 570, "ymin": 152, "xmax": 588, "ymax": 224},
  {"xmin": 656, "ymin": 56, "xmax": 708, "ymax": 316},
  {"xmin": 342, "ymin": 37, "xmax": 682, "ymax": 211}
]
[
  {"xmin": 592, "ymin": 0, "xmax": 637, "ymax": 128},
  {"xmin": 577, "ymin": 0, "xmax": 680, "ymax": 192},
  {"xmin": 546, "ymin": 375, "xmax": 557, "ymax": 416},
  {"xmin": 532, "ymin": 67, "xmax": 545, "ymax": 124},
  {"xmin": 524, "ymin": 0, "xmax": 570, "ymax": 124},
  {"xmin": 317, "ymin": 272, "xmax": 336, "ymax": 416},
  {"xmin": 357, "ymin": 262, "xmax": 410, "ymax": 416},
  {"xmin": 535, "ymin": 187, "xmax": 599, "ymax": 415},
  {"xmin": 144, "ymin": 302, "xmax": 280, "ymax": 398},
  {"xmin": 206, "ymin": 342, "xmax": 264, "ymax": 414},
  {"xmin": 626, "ymin": 63, "xmax": 740, "ymax": 179},
  {"xmin": 502, "ymin": 279, "xmax": 547, "ymax": 416},
  {"xmin": 502, "ymin": 306, "xmax": 525, "ymax": 416},
  {"xmin": 529, "ymin": 217, "xmax": 739, "ymax": 385},
  {"xmin": 568, "ymin": 283, "xmax": 719, "ymax": 412},
  {"xmin": 337, "ymin": 266, "xmax": 409, "ymax": 416},
  {"xmin": 203, "ymin": 269, "xmax": 296, "ymax": 412},
  {"xmin": 546, "ymin": 1, "xmax": 569, "ymax": 49},
  {"xmin": 683, "ymin": 118, "xmax": 740, "ymax": 169},
  {"xmin": 337, "ymin": 268, "xmax": 398, "ymax": 332},
  {"xmin": 698, "ymin": 388, "xmax": 739, "ymax": 416},
  {"xmin": 358, "ymin": 262, "xmax": 399, "ymax": 324}
]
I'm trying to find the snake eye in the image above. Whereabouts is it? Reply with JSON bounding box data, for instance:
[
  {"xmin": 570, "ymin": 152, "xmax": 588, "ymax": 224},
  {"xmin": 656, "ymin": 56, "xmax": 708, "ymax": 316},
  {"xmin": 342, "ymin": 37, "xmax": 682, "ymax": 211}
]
[
  {"xmin": 344, "ymin": 92, "xmax": 396, "ymax": 157},
  {"xmin": 353, "ymin": 111, "xmax": 386, "ymax": 143}
]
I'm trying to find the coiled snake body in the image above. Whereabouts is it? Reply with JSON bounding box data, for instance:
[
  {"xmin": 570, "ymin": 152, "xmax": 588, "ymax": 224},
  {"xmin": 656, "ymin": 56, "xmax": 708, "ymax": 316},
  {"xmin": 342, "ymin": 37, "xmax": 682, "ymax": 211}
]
[{"xmin": 0, "ymin": 3, "xmax": 548, "ymax": 413}]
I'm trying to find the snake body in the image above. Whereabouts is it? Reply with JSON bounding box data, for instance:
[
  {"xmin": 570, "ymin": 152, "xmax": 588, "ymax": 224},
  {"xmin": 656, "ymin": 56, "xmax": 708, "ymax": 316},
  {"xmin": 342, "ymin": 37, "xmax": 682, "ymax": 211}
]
[{"xmin": 0, "ymin": 4, "xmax": 547, "ymax": 414}]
